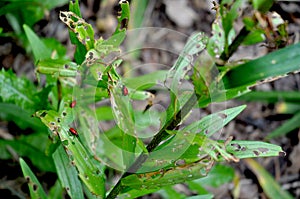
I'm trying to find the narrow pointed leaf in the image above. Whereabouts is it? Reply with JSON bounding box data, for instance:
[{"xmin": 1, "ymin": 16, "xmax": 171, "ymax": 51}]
[
  {"xmin": 226, "ymin": 140, "xmax": 285, "ymax": 158},
  {"xmin": 53, "ymin": 146, "xmax": 84, "ymax": 199},
  {"xmin": 245, "ymin": 159, "xmax": 293, "ymax": 199},
  {"xmin": 223, "ymin": 42, "xmax": 300, "ymax": 89},
  {"xmin": 23, "ymin": 24, "xmax": 52, "ymax": 62},
  {"xmin": 19, "ymin": 158, "xmax": 47, "ymax": 199}
]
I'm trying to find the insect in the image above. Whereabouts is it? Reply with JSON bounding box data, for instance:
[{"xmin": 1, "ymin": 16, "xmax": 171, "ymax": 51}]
[
  {"xmin": 70, "ymin": 100, "xmax": 76, "ymax": 108},
  {"xmin": 122, "ymin": 85, "xmax": 128, "ymax": 96},
  {"xmin": 69, "ymin": 127, "xmax": 78, "ymax": 136}
]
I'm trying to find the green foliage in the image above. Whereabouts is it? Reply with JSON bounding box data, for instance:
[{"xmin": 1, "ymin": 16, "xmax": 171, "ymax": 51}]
[
  {"xmin": 0, "ymin": 1, "xmax": 298, "ymax": 199},
  {"xmin": 19, "ymin": 158, "xmax": 48, "ymax": 199},
  {"xmin": 245, "ymin": 159, "xmax": 293, "ymax": 199}
]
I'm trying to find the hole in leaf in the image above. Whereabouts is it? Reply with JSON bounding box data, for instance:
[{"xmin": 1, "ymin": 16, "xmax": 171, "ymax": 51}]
[
  {"xmin": 32, "ymin": 184, "xmax": 38, "ymax": 191},
  {"xmin": 120, "ymin": 18, "xmax": 128, "ymax": 30},
  {"xmin": 25, "ymin": 176, "xmax": 30, "ymax": 183},
  {"xmin": 258, "ymin": 148, "xmax": 269, "ymax": 153},
  {"xmin": 40, "ymin": 111, "xmax": 47, "ymax": 117},
  {"xmin": 70, "ymin": 22, "xmax": 75, "ymax": 29},
  {"xmin": 279, "ymin": 151, "xmax": 286, "ymax": 157},
  {"xmin": 60, "ymin": 12, "xmax": 67, "ymax": 18}
]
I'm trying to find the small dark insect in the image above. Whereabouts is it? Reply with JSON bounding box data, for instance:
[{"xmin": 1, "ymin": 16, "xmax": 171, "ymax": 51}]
[
  {"xmin": 69, "ymin": 127, "xmax": 78, "ymax": 136},
  {"xmin": 70, "ymin": 100, "xmax": 76, "ymax": 108},
  {"xmin": 122, "ymin": 85, "xmax": 128, "ymax": 96}
]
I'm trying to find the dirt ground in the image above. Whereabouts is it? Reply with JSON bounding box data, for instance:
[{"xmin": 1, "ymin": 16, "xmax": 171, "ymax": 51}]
[{"xmin": 1, "ymin": 0, "xmax": 300, "ymax": 198}]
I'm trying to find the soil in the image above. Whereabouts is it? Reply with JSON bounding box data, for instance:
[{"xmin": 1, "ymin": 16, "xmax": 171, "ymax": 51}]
[{"xmin": 1, "ymin": 0, "xmax": 300, "ymax": 198}]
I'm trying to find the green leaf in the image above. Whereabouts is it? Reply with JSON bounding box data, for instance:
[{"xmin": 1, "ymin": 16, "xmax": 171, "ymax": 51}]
[
  {"xmin": 68, "ymin": 0, "xmax": 87, "ymax": 64},
  {"xmin": 34, "ymin": 108, "xmax": 106, "ymax": 197},
  {"xmin": 124, "ymin": 70, "xmax": 168, "ymax": 90},
  {"xmin": 0, "ymin": 2, "xmax": 44, "ymax": 28},
  {"xmin": 118, "ymin": 188, "xmax": 160, "ymax": 199},
  {"xmin": 0, "ymin": 134, "xmax": 55, "ymax": 172},
  {"xmin": 113, "ymin": 0, "xmax": 130, "ymax": 35},
  {"xmin": 242, "ymin": 30, "xmax": 265, "ymax": 45},
  {"xmin": 183, "ymin": 105, "xmax": 246, "ymax": 137},
  {"xmin": 192, "ymin": 164, "xmax": 234, "ymax": 188},
  {"xmin": 122, "ymin": 159, "xmax": 209, "ymax": 190},
  {"xmin": 0, "ymin": 69, "xmax": 37, "ymax": 110},
  {"xmin": 166, "ymin": 32, "xmax": 208, "ymax": 120},
  {"xmin": 158, "ymin": 186, "xmax": 186, "ymax": 199},
  {"xmin": 186, "ymin": 195, "xmax": 214, "ymax": 199},
  {"xmin": 44, "ymin": 0, "xmax": 69, "ymax": 10},
  {"xmin": 36, "ymin": 58, "xmax": 79, "ymax": 77},
  {"xmin": 245, "ymin": 159, "xmax": 293, "ymax": 199},
  {"xmin": 220, "ymin": 0, "xmax": 244, "ymax": 53},
  {"xmin": 95, "ymin": 106, "xmax": 114, "ymax": 121},
  {"xmin": 238, "ymin": 91, "xmax": 300, "ymax": 103},
  {"xmin": 19, "ymin": 158, "xmax": 48, "ymax": 199},
  {"xmin": 0, "ymin": 103, "xmax": 45, "ymax": 131},
  {"xmin": 252, "ymin": 0, "xmax": 274, "ymax": 13},
  {"xmin": 59, "ymin": 11, "xmax": 95, "ymax": 50},
  {"xmin": 138, "ymin": 105, "xmax": 246, "ymax": 173},
  {"xmin": 43, "ymin": 38, "xmax": 67, "ymax": 58},
  {"xmin": 226, "ymin": 140, "xmax": 285, "ymax": 158},
  {"xmin": 267, "ymin": 111, "xmax": 300, "ymax": 139},
  {"xmin": 53, "ymin": 146, "xmax": 84, "ymax": 199},
  {"xmin": 48, "ymin": 180, "xmax": 63, "ymax": 199},
  {"xmin": 223, "ymin": 42, "xmax": 300, "ymax": 89},
  {"xmin": 23, "ymin": 24, "xmax": 52, "ymax": 62}
]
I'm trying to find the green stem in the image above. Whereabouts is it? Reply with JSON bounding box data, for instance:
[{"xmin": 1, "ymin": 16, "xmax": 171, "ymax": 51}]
[
  {"xmin": 219, "ymin": 26, "xmax": 250, "ymax": 63},
  {"xmin": 106, "ymin": 94, "xmax": 198, "ymax": 198}
]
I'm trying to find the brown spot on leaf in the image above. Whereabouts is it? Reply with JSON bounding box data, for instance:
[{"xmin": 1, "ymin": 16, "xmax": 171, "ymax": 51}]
[
  {"xmin": 218, "ymin": 113, "xmax": 227, "ymax": 119},
  {"xmin": 175, "ymin": 159, "xmax": 186, "ymax": 166},
  {"xmin": 25, "ymin": 176, "xmax": 30, "ymax": 183},
  {"xmin": 253, "ymin": 150, "xmax": 260, "ymax": 156}
]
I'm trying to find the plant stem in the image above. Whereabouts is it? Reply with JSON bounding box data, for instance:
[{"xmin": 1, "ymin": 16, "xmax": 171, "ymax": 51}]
[
  {"xmin": 219, "ymin": 26, "xmax": 250, "ymax": 63},
  {"xmin": 106, "ymin": 94, "xmax": 198, "ymax": 199}
]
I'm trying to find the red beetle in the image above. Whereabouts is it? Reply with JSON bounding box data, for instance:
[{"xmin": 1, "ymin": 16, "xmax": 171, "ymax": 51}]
[
  {"xmin": 122, "ymin": 85, "xmax": 128, "ymax": 96},
  {"xmin": 70, "ymin": 100, "xmax": 76, "ymax": 108},
  {"xmin": 69, "ymin": 127, "xmax": 78, "ymax": 136}
]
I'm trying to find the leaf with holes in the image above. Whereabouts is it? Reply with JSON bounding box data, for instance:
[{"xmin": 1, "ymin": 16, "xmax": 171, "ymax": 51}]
[
  {"xmin": 34, "ymin": 106, "xmax": 106, "ymax": 197},
  {"xmin": 226, "ymin": 140, "xmax": 286, "ymax": 159},
  {"xmin": 20, "ymin": 158, "xmax": 47, "ymax": 199},
  {"xmin": 59, "ymin": 11, "xmax": 95, "ymax": 50},
  {"xmin": 137, "ymin": 105, "xmax": 246, "ymax": 173},
  {"xmin": 36, "ymin": 59, "xmax": 79, "ymax": 77},
  {"xmin": 53, "ymin": 146, "xmax": 84, "ymax": 199}
]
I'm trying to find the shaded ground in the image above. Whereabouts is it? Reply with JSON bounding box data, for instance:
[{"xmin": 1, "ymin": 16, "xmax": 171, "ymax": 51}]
[{"xmin": 1, "ymin": 0, "xmax": 300, "ymax": 198}]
